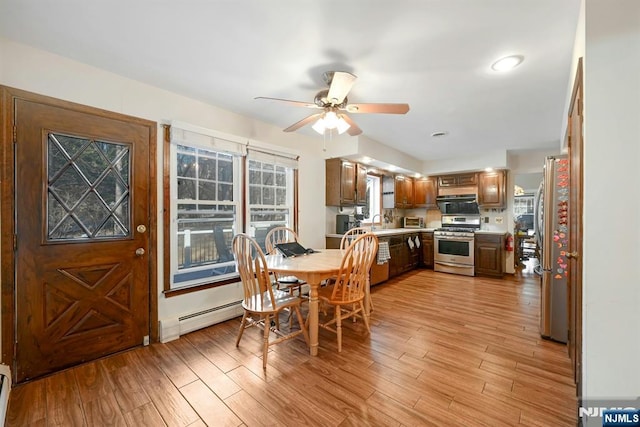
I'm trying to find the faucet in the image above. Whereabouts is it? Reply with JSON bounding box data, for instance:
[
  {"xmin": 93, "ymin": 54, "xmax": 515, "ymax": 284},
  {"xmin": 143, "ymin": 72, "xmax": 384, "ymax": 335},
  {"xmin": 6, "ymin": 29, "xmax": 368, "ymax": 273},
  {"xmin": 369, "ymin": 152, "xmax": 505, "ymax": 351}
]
[{"xmin": 371, "ymin": 213, "xmax": 382, "ymax": 231}]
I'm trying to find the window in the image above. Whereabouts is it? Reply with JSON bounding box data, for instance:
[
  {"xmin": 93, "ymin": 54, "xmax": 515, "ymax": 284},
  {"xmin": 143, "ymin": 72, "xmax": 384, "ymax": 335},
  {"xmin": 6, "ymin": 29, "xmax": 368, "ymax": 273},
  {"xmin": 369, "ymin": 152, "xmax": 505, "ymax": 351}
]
[
  {"xmin": 362, "ymin": 174, "xmax": 381, "ymax": 224},
  {"xmin": 246, "ymin": 149, "xmax": 297, "ymax": 253},
  {"xmin": 514, "ymin": 195, "xmax": 535, "ymax": 216},
  {"xmin": 163, "ymin": 124, "xmax": 298, "ymax": 293}
]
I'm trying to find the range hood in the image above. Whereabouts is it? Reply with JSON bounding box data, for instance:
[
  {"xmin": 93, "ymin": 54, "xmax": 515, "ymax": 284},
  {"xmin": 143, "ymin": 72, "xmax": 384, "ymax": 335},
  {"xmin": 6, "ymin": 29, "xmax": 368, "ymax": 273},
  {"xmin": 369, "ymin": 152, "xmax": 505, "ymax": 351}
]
[{"xmin": 436, "ymin": 194, "xmax": 480, "ymax": 215}]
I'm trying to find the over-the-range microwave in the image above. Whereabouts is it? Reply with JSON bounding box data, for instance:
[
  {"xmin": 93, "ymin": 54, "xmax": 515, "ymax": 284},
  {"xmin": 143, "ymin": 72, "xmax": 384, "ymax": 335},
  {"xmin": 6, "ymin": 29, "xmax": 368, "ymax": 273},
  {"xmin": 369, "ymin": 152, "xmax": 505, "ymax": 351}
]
[{"xmin": 404, "ymin": 217, "xmax": 424, "ymax": 228}]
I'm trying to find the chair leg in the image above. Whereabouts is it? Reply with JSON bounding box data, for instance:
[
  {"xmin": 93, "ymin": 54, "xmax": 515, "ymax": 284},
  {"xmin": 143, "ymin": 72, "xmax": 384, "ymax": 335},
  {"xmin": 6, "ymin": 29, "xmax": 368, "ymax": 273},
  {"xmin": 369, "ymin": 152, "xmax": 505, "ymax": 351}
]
[
  {"xmin": 335, "ymin": 305, "xmax": 343, "ymax": 353},
  {"xmin": 359, "ymin": 301, "xmax": 371, "ymax": 334},
  {"xmin": 262, "ymin": 314, "xmax": 271, "ymax": 370},
  {"xmin": 294, "ymin": 306, "xmax": 310, "ymax": 347},
  {"xmin": 236, "ymin": 311, "xmax": 248, "ymax": 347}
]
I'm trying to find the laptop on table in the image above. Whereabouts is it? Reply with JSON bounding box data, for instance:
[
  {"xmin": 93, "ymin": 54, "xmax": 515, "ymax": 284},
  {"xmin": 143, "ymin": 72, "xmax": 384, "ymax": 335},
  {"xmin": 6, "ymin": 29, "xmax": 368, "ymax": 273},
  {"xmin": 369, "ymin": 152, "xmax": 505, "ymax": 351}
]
[{"xmin": 274, "ymin": 242, "xmax": 318, "ymax": 258}]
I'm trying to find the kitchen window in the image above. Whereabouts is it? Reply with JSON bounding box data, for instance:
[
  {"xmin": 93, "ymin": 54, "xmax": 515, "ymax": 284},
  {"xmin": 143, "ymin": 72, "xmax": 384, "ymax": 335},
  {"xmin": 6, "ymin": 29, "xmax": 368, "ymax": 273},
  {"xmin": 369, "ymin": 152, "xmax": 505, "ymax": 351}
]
[
  {"xmin": 363, "ymin": 174, "xmax": 381, "ymax": 224},
  {"xmin": 163, "ymin": 123, "xmax": 298, "ymax": 294}
]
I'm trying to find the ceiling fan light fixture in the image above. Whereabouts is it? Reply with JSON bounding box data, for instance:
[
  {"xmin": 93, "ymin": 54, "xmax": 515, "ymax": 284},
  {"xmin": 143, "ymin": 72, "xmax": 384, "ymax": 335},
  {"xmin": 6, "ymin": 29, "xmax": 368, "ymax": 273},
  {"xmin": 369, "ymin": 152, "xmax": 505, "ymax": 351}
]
[
  {"xmin": 335, "ymin": 116, "xmax": 351, "ymax": 134},
  {"xmin": 312, "ymin": 117, "xmax": 326, "ymax": 134}
]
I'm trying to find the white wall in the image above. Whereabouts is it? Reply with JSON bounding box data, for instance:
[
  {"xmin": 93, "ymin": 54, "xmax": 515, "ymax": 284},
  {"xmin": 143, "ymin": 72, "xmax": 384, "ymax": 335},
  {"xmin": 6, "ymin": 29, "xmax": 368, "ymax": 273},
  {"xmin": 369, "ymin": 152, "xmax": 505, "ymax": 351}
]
[
  {"xmin": 0, "ymin": 38, "xmax": 328, "ymax": 328},
  {"xmin": 582, "ymin": 0, "xmax": 640, "ymax": 397}
]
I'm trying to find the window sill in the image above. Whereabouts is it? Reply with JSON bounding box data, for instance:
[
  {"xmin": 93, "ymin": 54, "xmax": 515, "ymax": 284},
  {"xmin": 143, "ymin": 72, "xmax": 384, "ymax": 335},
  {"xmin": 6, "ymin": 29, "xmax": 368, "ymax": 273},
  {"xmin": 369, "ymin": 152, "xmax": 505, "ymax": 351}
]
[{"xmin": 163, "ymin": 275, "xmax": 240, "ymax": 298}]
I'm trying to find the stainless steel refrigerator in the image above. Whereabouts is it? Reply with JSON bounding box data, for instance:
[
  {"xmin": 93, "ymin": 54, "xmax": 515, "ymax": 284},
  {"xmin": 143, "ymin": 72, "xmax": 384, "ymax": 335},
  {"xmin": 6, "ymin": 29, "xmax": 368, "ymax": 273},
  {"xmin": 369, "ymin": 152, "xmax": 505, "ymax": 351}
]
[{"xmin": 535, "ymin": 155, "xmax": 569, "ymax": 343}]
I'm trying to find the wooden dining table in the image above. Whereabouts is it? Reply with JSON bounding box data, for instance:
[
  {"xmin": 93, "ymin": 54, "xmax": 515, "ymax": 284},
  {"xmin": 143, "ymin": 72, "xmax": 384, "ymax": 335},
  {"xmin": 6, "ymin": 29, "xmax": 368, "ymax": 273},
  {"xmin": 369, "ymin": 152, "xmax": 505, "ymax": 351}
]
[{"xmin": 265, "ymin": 249, "xmax": 372, "ymax": 356}]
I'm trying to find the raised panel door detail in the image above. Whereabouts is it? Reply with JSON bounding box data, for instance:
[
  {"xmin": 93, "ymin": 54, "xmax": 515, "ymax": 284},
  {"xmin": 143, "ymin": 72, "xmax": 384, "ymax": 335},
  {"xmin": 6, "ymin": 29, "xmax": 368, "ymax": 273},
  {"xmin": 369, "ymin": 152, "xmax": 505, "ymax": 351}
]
[
  {"xmin": 478, "ymin": 171, "xmax": 506, "ymax": 209},
  {"xmin": 414, "ymin": 177, "xmax": 437, "ymax": 209}
]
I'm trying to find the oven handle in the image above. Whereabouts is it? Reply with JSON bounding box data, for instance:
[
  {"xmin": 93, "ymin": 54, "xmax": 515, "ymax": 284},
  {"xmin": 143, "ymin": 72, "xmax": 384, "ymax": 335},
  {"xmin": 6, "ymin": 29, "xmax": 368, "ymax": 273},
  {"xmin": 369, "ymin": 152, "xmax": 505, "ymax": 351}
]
[{"xmin": 435, "ymin": 236, "xmax": 474, "ymax": 242}]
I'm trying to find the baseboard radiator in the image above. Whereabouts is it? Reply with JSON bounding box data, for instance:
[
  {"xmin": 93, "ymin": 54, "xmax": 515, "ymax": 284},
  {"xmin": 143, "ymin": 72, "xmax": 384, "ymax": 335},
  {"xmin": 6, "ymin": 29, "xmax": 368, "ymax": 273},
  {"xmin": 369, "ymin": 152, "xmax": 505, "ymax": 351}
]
[
  {"xmin": 0, "ymin": 365, "xmax": 11, "ymax": 426},
  {"xmin": 159, "ymin": 301, "xmax": 243, "ymax": 343}
]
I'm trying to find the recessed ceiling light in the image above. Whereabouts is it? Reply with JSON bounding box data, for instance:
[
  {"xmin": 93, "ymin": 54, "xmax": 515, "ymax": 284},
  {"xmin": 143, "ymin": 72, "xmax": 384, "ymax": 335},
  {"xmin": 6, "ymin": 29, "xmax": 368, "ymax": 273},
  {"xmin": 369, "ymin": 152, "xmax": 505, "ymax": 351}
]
[
  {"xmin": 361, "ymin": 156, "xmax": 372, "ymax": 164},
  {"xmin": 485, "ymin": 167, "xmax": 494, "ymax": 172},
  {"xmin": 388, "ymin": 165, "xmax": 397, "ymax": 172},
  {"xmin": 491, "ymin": 55, "xmax": 524, "ymax": 72},
  {"xmin": 431, "ymin": 131, "xmax": 448, "ymax": 138}
]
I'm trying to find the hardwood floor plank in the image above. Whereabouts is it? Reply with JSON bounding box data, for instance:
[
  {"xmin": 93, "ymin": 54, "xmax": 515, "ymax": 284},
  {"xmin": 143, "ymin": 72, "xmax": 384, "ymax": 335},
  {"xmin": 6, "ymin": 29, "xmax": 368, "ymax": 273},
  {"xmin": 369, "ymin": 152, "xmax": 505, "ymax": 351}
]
[
  {"xmin": 167, "ymin": 336, "xmax": 242, "ymax": 400},
  {"xmin": 74, "ymin": 360, "xmax": 114, "ymax": 404},
  {"xmin": 44, "ymin": 370, "xmax": 85, "ymax": 426},
  {"xmin": 105, "ymin": 364, "xmax": 152, "ymax": 413},
  {"xmin": 83, "ymin": 391, "xmax": 127, "ymax": 426},
  {"xmin": 7, "ymin": 268, "xmax": 578, "ymax": 426},
  {"xmin": 5, "ymin": 380, "xmax": 46, "ymax": 426},
  {"xmin": 179, "ymin": 380, "xmax": 241, "ymax": 427},
  {"xmin": 223, "ymin": 390, "xmax": 281, "ymax": 427},
  {"xmin": 123, "ymin": 402, "xmax": 167, "ymax": 427},
  {"xmin": 144, "ymin": 377, "xmax": 200, "ymax": 426}
]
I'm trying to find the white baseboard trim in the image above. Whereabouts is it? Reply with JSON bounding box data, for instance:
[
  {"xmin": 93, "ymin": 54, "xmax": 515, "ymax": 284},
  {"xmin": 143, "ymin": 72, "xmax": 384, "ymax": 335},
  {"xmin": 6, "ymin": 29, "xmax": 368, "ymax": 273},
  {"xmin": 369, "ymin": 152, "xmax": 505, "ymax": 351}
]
[{"xmin": 159, "ymin": 301, "xmax": 243, "ymax": 343}]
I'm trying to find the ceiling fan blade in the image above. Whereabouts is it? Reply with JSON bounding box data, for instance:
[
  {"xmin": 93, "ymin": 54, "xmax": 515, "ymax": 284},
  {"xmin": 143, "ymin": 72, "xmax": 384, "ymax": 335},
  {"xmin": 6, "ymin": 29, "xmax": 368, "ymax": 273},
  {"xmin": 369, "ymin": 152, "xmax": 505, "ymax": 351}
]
[
  {"xmin": 326, "ymin": 71, "xmax": 357, "ymax": 105},
  {"xmin": 343, "ymin": 103, "xmax": 410, "ymax": 114},
  {"xmin": 283, "ymin": 113, "xmax": 323, "ymax": 132},
  {"xmin": 254, "ymin": 96, "xmax": 320, "ymax": 109},
  {"xmin": 340, "ymin": 114, "xmax": 363, "ymax": 136}
]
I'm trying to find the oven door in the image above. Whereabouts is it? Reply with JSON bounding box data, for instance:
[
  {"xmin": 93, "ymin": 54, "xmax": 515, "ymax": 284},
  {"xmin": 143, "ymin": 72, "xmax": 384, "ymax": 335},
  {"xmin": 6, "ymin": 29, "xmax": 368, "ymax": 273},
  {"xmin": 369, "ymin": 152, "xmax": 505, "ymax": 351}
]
[{"xmin": 434, "ymin": 235, "xmax": 475, "ymax": 276}]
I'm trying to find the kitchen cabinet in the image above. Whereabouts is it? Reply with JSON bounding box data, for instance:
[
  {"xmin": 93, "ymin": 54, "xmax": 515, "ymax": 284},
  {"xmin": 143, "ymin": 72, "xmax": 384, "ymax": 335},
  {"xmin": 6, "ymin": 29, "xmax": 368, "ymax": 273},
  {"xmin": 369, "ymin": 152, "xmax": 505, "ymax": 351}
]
[
  {"xmin": 407, "ymin": 233, "xmax": 421, "ymax": 270},
  {"xmin": 478, "ymin": 170, "xmax": 506, "ymax": 209},
  {"xmin": 382, "ymin": 175, "xmax": 414, "ymax": 209},
  {"xmin": 325, "ymin": 158, "xmax": 367, "ymax": 206},
  {"xmin": 438, "ymin": 173, "xmax": 477, "ymax": 187},
  {"xmin": 414, "ymin": 177, "xmax": 438, "ymax": 209},
  {"xmin": 475, "ymin": 233, "xmax": 505, "ymax": 277},
  {"xmin": 388, "ymin": 237, "xmax": 405, "ymax": 278},
  {"xmin": 395, "ymin": 175, "xmax": 413, "ymax": 209},
  {"xmin": 421, "ymin": 231, "xmax": 434, "ymax": 268}
]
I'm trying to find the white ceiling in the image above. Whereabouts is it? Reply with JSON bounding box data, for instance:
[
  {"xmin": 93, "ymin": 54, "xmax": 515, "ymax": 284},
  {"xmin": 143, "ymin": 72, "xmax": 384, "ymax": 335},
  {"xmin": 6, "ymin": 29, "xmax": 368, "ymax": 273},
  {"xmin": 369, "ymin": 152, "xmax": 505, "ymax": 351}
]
[{"xmin": 0, "ymin": 0, "xmax": 581, "ymax": 161}]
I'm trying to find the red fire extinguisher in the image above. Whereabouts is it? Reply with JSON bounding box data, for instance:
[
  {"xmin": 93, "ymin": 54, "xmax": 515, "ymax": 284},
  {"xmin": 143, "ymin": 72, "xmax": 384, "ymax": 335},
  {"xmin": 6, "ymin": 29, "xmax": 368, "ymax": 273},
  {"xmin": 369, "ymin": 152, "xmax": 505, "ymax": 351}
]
[{"xmin": 505, "ymin": 233, "xmax": 514, "ymax": 252}]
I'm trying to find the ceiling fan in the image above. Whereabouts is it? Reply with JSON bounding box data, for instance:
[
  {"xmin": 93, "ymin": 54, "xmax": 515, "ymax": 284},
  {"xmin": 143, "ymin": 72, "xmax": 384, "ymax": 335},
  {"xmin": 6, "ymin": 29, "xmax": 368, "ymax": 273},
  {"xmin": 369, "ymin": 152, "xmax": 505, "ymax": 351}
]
[{"xmin": 255, "ymin": 71, "xmax": 410, "ymax": 136}]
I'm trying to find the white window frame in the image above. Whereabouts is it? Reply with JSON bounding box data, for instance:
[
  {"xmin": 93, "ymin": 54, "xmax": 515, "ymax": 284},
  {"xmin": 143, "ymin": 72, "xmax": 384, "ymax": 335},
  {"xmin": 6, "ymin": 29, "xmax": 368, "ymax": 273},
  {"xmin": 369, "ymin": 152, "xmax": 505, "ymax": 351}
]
[
  {"xmin": 168, "ymin": 124, "xmax": 245, "ymax": 290},
  {"xmin": 245, "ymin": 148, "xmax": 298, "ymax": 253},
  {"xmin": 362, "ymin": 174, "xmax": 382, "ymax": 224}
]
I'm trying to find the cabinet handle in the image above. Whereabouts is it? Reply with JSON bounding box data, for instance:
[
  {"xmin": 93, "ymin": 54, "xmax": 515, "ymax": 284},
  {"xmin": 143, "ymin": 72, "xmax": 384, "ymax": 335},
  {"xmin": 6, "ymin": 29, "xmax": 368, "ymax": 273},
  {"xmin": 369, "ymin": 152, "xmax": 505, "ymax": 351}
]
[{"xmin": 566, "ymin": 251, "xmax": 579, "ymax": 259}]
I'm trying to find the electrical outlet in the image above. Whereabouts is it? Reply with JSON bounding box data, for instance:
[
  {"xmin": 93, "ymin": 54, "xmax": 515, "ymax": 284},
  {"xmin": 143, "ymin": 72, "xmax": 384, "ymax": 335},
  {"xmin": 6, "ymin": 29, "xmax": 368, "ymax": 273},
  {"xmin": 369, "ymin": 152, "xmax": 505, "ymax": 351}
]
[
  {"xmin": 495, "ymin": 217, "xmax": 503, "ymax": 224},
  {"xmin": 484, "ymin": 216, "xmax": 489, "ymax": 223}
]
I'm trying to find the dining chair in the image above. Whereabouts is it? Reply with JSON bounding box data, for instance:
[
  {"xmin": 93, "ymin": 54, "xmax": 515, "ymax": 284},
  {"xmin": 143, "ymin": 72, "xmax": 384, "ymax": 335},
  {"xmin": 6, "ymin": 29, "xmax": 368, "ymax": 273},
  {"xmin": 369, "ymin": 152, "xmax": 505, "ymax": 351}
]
[
  {"xmin": 339, "ymin": 226, "xmax": 370, "ymax": 249},
  {"xmin": 264, "ymin": 226, "xmax": 305, "ymax": 296},
  {"xmin": 339, "ymin": 227, "xmax": 375, "ymax": 312},
  {"xmin": 318, "ymin": 233, "xmax": 379, "ymax": 352},
  {"xmin": 232, "ymin": 233, "xmax": 310, "ymax": 369}
]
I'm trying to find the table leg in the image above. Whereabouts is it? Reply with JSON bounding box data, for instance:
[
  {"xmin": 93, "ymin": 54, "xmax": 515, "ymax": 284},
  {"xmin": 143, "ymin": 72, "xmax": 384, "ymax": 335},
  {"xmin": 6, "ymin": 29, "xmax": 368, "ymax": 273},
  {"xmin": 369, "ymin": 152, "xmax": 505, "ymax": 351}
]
[{"xmin": 308, "ymin": 282, "xmax": 319, "ymax": 356}]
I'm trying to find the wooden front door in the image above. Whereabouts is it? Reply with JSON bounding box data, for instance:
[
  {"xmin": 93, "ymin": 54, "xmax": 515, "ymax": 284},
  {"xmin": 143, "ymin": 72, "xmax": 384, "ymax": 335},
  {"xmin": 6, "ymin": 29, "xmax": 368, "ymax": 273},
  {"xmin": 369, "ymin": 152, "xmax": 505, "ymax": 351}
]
[
  {"xmin": 568, "ymin": 59, "xmax": 584, "ymax": 397},
  {"xmin": 4, "ymin": 88, "xmax": 156, "ymax": 383}
]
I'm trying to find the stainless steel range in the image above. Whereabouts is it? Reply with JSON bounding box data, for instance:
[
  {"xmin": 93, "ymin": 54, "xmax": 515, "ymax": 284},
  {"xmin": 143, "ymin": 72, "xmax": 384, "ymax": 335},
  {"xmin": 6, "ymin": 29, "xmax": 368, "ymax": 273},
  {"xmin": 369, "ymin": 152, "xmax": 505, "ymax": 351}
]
[{"xmin": 434, "ymin": 215, "xmax": 480, "ymax": 276}]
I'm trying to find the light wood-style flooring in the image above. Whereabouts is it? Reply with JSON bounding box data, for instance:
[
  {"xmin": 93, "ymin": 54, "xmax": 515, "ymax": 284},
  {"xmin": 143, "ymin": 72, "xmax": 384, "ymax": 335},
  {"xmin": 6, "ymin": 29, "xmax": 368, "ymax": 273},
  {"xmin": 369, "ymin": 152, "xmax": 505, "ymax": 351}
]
[{"xmin": 6, "ymin": 266, "xmax": 577, "ymax": 426}]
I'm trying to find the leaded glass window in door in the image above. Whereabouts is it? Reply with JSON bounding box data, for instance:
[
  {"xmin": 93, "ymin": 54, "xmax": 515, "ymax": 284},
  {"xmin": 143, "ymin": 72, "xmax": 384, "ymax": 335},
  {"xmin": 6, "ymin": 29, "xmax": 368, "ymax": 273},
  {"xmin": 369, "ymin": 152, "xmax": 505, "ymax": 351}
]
[{"xmin": 47, "ymin": 133, "xmax": 131, "ymax": 240}]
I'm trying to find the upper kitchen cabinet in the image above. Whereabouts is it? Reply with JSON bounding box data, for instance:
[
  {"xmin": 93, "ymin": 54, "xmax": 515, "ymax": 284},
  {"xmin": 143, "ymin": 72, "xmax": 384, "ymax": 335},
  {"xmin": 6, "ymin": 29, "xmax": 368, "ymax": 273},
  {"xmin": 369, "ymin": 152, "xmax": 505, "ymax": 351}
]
[
  {"xmin": 414, "ymin": 177, "xmax": 438, "ymax": 209},
  {"xmin": 438, "ymin": 173, "xmax": 477, "ymax": 187},
  {"xmin": 396, "ymin": 176, "xmax": 414, "ymax": 209},
  {"xmin": 326, "ymin": 158, "xmax": 367, "ymax": 206},
  {"xmin": 478, "ymin": 170, "xmax": 506, "ymax": 209}
]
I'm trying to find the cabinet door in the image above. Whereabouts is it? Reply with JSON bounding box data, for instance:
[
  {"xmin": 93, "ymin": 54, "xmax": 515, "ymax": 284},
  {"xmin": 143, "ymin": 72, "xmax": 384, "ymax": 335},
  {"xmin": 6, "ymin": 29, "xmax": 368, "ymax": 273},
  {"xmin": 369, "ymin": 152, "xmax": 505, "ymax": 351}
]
[
  {"xmin": 458, "ymin": 173, "xmax": 477, "ymax": 186},
  {"xmin": 475, "ymin": 234, "xmax": 504, "ymax": 276},
  {"xmin": 394, "ymin": 176, "xmax": 405, "ymax": 208},
  {"xmin": 478, "ymin": 171, "xmax": 506, "ymax": 209},
  {"xmin": 389, "ymin": 244, "xmax": 402, "ymax": 277},
  {"xmin": 355, "ymin": 163, "xmax": 368, "ymax": 205},
  {"xmin": 438, "ymin": 175, "xmax": 457, "ymax": 187},
  {"xmin": 404, "ymin": 177, "xmax": 414, "ymax": 208},
  {"xmin": 414, "ymin": 177, "xmax": 437, "ymax": 209},
  {"xmin": 340, "ymin": 161, "xmax": 357, "ymax": 205},
  {"xmin": 421, "ymin": 232, "xmax": 434, "ymax": 267}
]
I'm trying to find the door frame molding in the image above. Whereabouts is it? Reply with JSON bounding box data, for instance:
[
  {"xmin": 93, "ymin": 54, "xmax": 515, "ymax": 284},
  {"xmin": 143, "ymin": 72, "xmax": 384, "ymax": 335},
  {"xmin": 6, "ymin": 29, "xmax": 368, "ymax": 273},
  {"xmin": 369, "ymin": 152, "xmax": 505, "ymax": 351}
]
[{"xmin": 0, "ymin": 86, "xmax": 158, "ymax": 367}]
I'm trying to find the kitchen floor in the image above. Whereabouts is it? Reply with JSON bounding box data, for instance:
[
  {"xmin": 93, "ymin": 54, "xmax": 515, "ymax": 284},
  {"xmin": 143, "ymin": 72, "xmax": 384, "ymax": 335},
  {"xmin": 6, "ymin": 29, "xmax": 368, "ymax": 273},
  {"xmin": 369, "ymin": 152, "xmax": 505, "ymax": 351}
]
[{"xmin": 6, "ymin": 268, "xmax": 576, "ymax": 426}]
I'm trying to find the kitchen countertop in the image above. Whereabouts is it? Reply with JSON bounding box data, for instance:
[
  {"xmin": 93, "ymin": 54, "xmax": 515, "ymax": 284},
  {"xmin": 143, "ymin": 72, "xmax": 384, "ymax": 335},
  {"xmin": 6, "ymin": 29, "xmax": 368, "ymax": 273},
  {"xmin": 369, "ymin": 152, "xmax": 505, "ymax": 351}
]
[
  {"xmin": 326, "ymin": 228, "xmax": 436, "ymax": 238},
  {"xmin": 327, "ymin": 228, "xmax": 506, "ymax": 238}
]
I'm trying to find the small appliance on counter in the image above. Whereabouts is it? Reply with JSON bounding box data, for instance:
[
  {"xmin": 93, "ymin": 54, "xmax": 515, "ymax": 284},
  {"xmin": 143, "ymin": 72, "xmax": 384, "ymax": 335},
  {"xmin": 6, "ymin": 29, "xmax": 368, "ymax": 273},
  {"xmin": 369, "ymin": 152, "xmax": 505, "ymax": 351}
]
[
  {"xmin": 336, "ymin": 214, "xmax": 358, "ymax": 234},
  {"xmin": 403, "ymin": 217, "xmax": 425, "ymax": 228}
]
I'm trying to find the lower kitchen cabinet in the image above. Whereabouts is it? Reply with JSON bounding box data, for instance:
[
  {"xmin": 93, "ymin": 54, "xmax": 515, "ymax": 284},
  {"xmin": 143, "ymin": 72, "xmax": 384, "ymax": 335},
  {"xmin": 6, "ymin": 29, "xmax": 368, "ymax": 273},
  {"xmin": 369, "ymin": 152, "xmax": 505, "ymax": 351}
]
[
  {"xmin": 475, "ymin": 233, "xmax": 506, "ymax": 277},
  {"xmin": 421, "ymin": 232, "xmax": 434, "ymax": 268}
]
